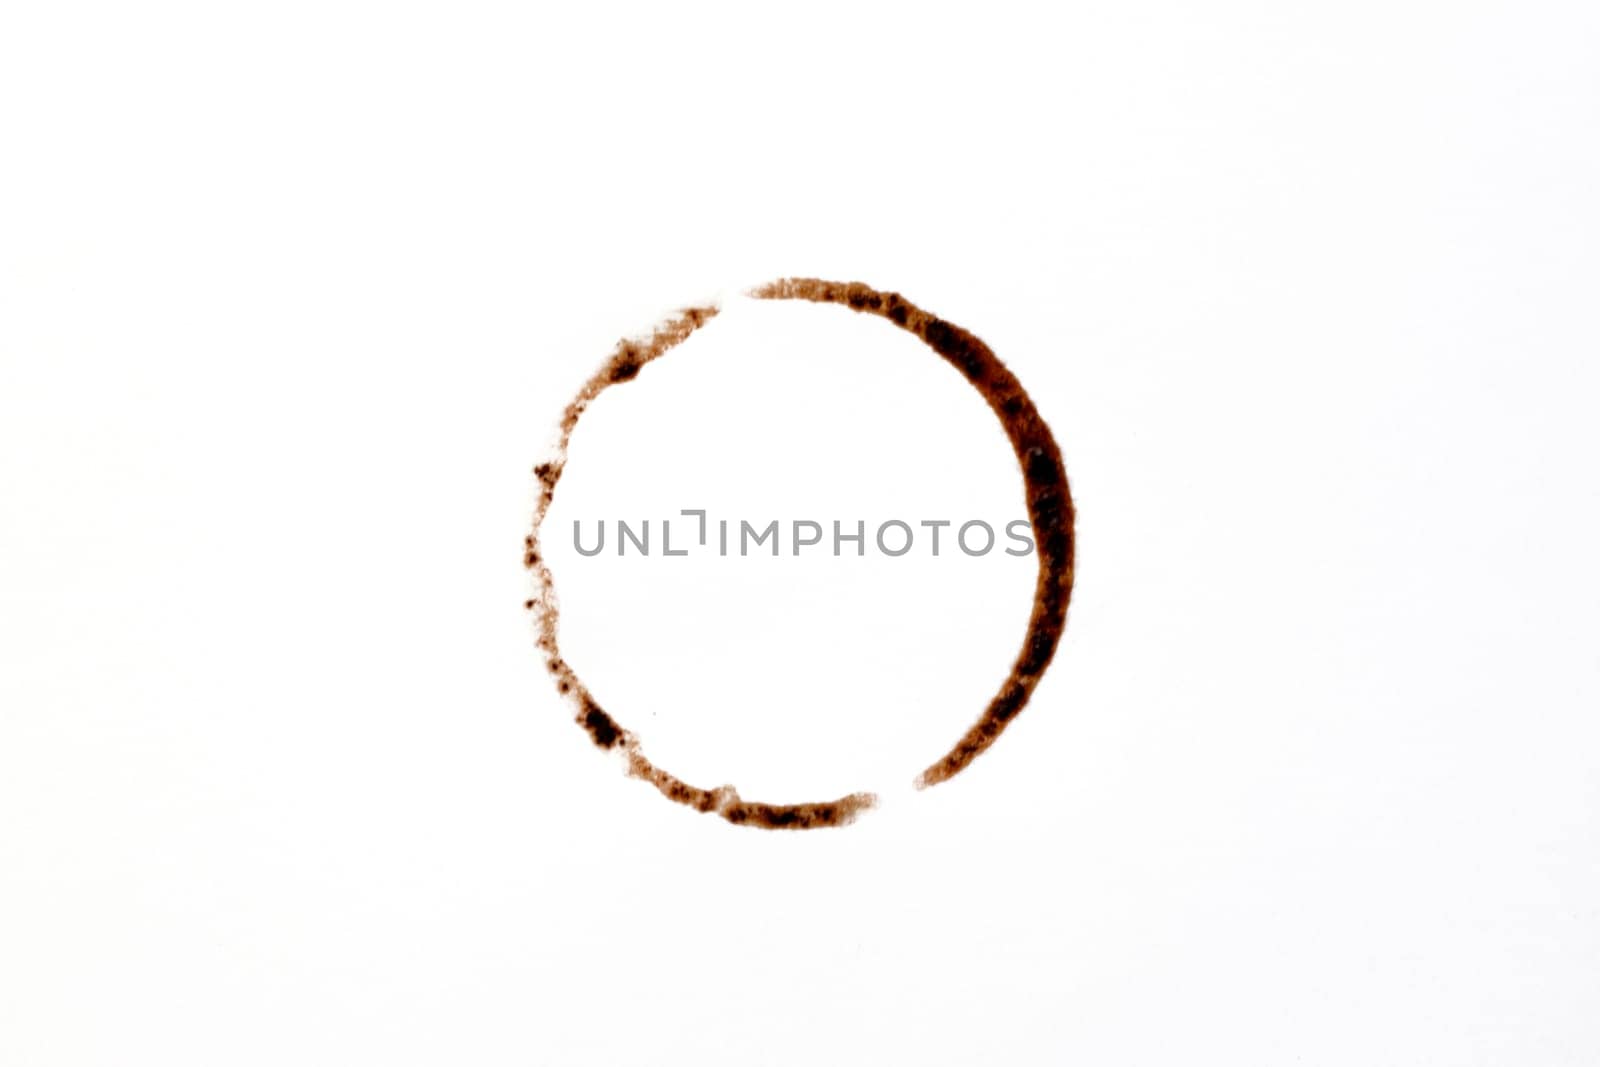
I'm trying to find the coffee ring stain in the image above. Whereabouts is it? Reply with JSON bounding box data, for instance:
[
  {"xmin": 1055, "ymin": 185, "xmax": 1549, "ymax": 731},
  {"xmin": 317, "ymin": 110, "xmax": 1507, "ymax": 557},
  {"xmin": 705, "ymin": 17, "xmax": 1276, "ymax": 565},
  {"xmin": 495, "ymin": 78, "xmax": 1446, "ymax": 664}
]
[{"xmin": 526, "ymin": 279, "xmax": 1075, "ymax": 829}]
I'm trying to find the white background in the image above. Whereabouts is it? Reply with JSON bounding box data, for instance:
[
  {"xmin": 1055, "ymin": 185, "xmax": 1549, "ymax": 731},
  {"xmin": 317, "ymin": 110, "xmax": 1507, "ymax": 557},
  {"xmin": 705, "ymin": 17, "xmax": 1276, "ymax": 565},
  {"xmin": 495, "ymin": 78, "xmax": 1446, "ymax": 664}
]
[{"xmin": 3, "ymin": 2, "xmax": 1598, "ymax": 1064}]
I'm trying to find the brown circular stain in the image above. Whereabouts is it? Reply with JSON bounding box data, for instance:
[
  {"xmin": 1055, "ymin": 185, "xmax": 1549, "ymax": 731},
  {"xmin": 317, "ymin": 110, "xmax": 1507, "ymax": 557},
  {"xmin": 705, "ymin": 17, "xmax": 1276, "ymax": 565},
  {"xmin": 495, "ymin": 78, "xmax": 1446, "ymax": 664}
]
[{"xmin": 525, "ymin": 278, "xmax": 1076, "ymax": 830}]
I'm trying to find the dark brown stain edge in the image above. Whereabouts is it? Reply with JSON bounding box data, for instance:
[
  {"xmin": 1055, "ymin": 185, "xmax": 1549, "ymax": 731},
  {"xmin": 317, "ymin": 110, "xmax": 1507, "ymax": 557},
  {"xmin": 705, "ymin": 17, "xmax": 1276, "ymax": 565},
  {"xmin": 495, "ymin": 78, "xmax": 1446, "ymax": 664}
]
[{"xmin": 749, "ymin": 279, "xmax": 1076, "ymax": 789}]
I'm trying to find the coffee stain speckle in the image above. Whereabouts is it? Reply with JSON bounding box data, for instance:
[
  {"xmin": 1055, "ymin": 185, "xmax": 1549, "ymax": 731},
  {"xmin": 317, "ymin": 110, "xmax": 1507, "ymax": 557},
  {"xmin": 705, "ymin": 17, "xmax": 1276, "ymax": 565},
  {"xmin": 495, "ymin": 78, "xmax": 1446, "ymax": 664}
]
[{"xmin": 526, "ymin": 279, "xmax": 1075, "ymax": 829}]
